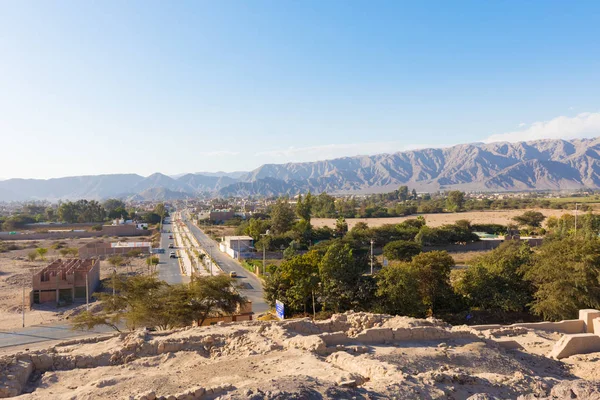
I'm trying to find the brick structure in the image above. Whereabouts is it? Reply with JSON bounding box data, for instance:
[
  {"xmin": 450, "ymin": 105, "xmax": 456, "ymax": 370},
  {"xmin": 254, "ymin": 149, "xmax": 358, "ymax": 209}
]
[
  {"xmin": 32, "ymin": 259, "xmax": 100, "ymax": 304},
  {"xmin": 209, "ymin": 210, "xmax": 236, "ymax": 223}
]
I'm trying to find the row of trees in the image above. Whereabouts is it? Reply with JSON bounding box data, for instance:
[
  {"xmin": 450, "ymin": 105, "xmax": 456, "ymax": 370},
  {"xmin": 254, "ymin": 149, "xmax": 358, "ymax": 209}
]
[
  {"xmin": 265, "ymin": 233, "xmax": 600, "ymax": 322},
  {"xmin": 235, "ymin": 193, "xmax": 486, "ymax": 255},
  {"xmin": 0, "ymin": 200, "xmax": 168, "ymax": 229},
  {"xmin": 312, "ymin": 188, "xmax": 592, "ymax": 219}
]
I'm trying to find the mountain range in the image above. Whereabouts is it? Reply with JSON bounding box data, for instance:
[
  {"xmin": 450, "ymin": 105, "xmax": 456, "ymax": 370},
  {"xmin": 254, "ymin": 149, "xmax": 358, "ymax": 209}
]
[{"xmin": 2, "ymin": 137, "xmax": 600, "ymax": 201}]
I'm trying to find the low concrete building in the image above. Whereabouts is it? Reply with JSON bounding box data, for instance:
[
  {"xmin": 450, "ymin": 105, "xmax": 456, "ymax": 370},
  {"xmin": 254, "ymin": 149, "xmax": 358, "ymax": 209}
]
[
  {"xmin": 219, "ymin": 235, "xmax": 254, "ymax": 259},
  {"xmin": 32, "ymin": 259, "xmax": 100, "ymax": 305},
  {"xmin": 209, "ymin": 210, "xmax": 236, "ymax": 223},
  {"xmin": 79, "ymin": 241, "xmax": 151, "ymax": 258}
]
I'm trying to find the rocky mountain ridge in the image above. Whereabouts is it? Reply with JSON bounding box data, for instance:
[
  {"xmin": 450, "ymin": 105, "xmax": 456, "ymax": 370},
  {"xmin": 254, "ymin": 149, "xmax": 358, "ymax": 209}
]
[{"xmin": 1, "ymin": 137, "xmax": 599, "ymax": 201}]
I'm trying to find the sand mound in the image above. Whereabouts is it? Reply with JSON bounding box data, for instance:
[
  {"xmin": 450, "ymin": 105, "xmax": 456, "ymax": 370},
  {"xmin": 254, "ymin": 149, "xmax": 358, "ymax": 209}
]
[{"xmin": 0, "ymin": 312, "xmax": 595, "ymax": 399}]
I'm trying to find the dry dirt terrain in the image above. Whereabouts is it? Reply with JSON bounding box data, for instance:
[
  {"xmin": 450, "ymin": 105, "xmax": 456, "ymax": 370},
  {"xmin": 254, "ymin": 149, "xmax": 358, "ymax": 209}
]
[
  {"xmin": 1, "ymin": 312, "xmax": 599, "ymax": 399},
  {"xmin": 312, "ymin": 209, "xmax": 573, "ymax": 230},
  {"xmin": 0, "ymin": 238, "xmax": 150, "ymax": 330}
]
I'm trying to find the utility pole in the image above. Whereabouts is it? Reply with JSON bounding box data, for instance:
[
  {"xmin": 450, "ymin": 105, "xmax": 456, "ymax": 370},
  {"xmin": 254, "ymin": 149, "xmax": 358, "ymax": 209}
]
[
  {"xmin": 575, "ymin": 203, "xmax": 580, "ymax": 237},
  {"xmin": 22, "ymin": 276, "xmax": 25, "ymax": 328},
  {"xmin": 312, "ymin": 289, "xmax": 316, "ymax": 320},
  {"xmin": 209, "ymin": 245, "xmax": 213, "ymax": 276},
  {"xmin": 260, "ymin": 230, "xmax": 270, "ymax": 275},
  {"xmin": 370, "ymin": 239, "xmax": 374, "ymax": 275},
  {"xmin": 112, "ymin": 268, "xmax": 116, "ymax": 305},
  {"xmin": 85, "ymin": 272, "xmax": 89, "ymax": 311}
]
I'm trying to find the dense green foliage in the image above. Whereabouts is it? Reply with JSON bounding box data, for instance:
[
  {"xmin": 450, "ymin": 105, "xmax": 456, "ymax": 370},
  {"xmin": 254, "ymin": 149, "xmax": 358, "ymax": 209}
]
[
  {"xmin": 523, "ymin": 236, "xmax": 600, "ymax": 320},
  {"xmin": 265, "ymin": 213, "xmax": 600, "ymax": 323},
  {"xmin": 512, "ymin": 211, "xmax": 546, "ymax": 228},
  {"xmin": 72, "ymin": 274, "xmax": 246, "ymax": 331},
  {"xmin": 383, "ymin": 240, "xmax": 422, "ymax": 261},
  {"xmin": 455, "ymin": 241, "xmax": 533, "ymax": 312}
]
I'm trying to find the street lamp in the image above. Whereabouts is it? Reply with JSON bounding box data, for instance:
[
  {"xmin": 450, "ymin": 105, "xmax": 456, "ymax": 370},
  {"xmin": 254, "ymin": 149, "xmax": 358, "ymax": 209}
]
[
  {"xmin": 370, "ymin": 239, "xmax": 374, "ymax": 275},
  {"xmin": 575, "ymin": 203, "xmax": 580, "ymax": 237},
  {"xmin": 260, "ymin": 229, "xmax": 270, "ymax": 275},
  {"xmin": 208, "ymin": 244, "xmax": 214, "ymax": 276}
]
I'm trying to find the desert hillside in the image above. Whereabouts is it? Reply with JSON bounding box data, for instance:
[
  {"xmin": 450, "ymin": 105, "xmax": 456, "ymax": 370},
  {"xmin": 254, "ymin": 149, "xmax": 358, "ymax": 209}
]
[{"xmin": 1, "ymin": 312, "xmax": 600, "ymax": 399}]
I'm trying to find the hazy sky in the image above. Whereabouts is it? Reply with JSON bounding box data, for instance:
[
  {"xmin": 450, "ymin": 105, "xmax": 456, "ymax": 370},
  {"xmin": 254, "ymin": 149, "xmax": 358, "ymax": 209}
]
[{"xmin": 1, "ymin": 1, "xmax": 600, "ymax": 179}]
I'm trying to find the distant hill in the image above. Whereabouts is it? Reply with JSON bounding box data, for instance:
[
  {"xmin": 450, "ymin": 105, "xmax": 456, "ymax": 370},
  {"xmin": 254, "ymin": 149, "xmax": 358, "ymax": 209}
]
[
  {"xmin": 222, "ymin": 137, "xmax": 600, "ymax": 195},
  {"xmin": 1, "ymin": 137, "xmax": 600, "ymax": 201}
]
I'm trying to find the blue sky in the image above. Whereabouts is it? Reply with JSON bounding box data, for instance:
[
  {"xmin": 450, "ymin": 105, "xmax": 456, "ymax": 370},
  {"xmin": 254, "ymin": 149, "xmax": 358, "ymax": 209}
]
[{"xmin": 1, "ymin": 1, "xmax": 600, "ymax": 179}]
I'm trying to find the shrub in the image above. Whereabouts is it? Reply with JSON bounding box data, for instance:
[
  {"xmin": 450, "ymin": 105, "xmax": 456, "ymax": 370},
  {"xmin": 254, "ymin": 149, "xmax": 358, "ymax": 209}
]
[{"xmin": 383, "ymin": 240, "xmax": 422, "ymax": 261}]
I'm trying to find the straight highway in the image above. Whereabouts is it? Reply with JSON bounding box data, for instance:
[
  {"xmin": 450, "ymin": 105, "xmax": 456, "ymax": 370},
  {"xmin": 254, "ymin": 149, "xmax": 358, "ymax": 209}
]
[
  {"xmin": 0, "ymin": 212, "xmax": 264, "ymax": 349},
  {"xmin": 181, "ymin": 211, "xmax": 269, "ymax": 314},
  {"xmin": 157, "ymin": 216, "xmax": 190, "ymax": 284}
]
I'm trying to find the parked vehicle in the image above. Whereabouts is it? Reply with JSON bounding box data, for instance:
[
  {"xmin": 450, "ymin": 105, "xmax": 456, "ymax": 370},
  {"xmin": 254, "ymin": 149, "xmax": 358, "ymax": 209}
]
[
  {"xmin": 169, "ymin": 235, "xmax": 173, "ymax": 239},
  {"xmin": 170, "ymin": 251, "xmax": 176, "ymax": 258},
  {"xmin": 229, "ymin": 271, "xmax": 237, "ymax": 278},
  {"xmin": 168, "ymin": 243, "xmax": 174, "ymax": 248}
]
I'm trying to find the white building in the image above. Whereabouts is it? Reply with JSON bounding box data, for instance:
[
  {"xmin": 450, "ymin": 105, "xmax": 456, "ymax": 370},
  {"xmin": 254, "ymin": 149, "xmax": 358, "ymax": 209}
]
[{"xmin": 219, "ymin": 236, "xmax": 254, "ymax": 259}]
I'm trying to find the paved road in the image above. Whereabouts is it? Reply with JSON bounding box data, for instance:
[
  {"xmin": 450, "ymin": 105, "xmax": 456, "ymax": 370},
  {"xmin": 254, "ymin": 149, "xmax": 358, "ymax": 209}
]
[
  {"xmin": 157, "ymin": 216, "xmax": 190, "ymax": 285},
  {"xmin": 182, "ymin": 211, "xmax": 270, "ymax": 314},
  {"xmin": 0, "ymin": 322, "xmax": 113, "ymax": 349},
  {"xmin": 0, "ymin": 212, "xmax": 263, "ymax": 349},
  {"xmin": 0, "ymin": 216, "xmax": 190, "ymax": 349}
]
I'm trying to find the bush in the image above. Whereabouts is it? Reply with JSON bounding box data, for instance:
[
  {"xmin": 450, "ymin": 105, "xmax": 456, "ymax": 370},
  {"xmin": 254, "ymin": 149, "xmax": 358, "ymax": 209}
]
[
  {"xmin": 127, "ymin": 249, "xmax": 143, "ymax": 258},
  {"xmin": 471, "ymin": 224, "xmax": 505, "ymax": 235},
  {"xmin": 91, "ymin": 225, "xmax": 103, "ymax": 231},
  {"xmin": 383, "ymin": 240, "xmax": 422, "ymax": 261}
]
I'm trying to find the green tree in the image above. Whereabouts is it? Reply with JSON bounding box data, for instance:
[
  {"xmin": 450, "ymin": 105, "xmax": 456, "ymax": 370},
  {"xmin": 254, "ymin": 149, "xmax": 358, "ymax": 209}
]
[
  {"xmin": 318, "ymin": 241, "xmax": 368, "ymax": 312},
  {"xmin": 512, "ymin": 211, "xmax": 546, "ymax": 229},
  {"xmin": 45, "ymin": 207, "xmax": 56, "ymax": 222},
  {"xmin": 154, "ymin": 203, "xmax": 167, "ymax": 220},
  {"xmin": 383, "ymin": 240, "xmax": 422, "ymax": 261},
  {"xmin": 292, "ymin": 219, "xmax": 313, "ymax": 247},
  {"xmin": 108, "ymin": 255, "xmax": 125, "ymax": 268},
  {"xmin": 104, "ymin": 199, "xmax": 125, "ymax": 210},
  {"xmin": 376, "ymin": 263, "xmax": 427, "ymax": 317},
  {"xmin": 446, "ymin": 191, "xmax": 465, "ymax": 212},
  {"xmin": 410, "ymin": 251, "xmax": 455, "ymax": 315},
  {"xmin": 270, "ymin": 199, "xmax": 295, "ymax": 234},
  {"xmin": 398, "ymin": 186, "xmax": 409, "ymax": 202},
  {"xmin": 72, "ymin": 274, "xmax": 246, "ymax": 331},
  {"xmin": 264, "ymin": 252, "xmax": 320, "ymax": 314},
  {"xmin": 245, "ymin": 218, "xmax": 270, "ymax": 241},
  {"xmin": 296, "ymin": 192, "xmax": 313, "ymax": 222},
  {"xmin": 455, "ymin": 241, "xmax": 533, "ymax": 312},
  {"xmin": 58, "ymin": 202, "xmax": 77, "ymax": 223},
  {"xmin": 36, "ymin": 247, "xmax": 48, "ymax": 261},
  {"xmin": 335, "ymin": 217, "xmax": 348, "ymax": 237},
  {"xmin": 187, "ymin": 274, "xmax": 247, "ymax": 326},
  {"xmin": 523, "ymin": 237, "xmax": 600, "ymax": 320},
  {"xmin": 313, "ymin": 192, "xmax": 336, "ymax": 218}
]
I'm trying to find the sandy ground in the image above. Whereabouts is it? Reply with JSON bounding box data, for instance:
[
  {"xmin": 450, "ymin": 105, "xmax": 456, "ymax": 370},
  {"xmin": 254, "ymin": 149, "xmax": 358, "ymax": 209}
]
[
  {"xmin": 312, "ymin": 209, "xmax": 574, "ymax": 229},
  {"xmin": 0, "ymin": 238, "xmax": 150, "ymax": 330},
  {"xmin": 1, "ymin": 312, "xmax": 599, "ymax": 399}
]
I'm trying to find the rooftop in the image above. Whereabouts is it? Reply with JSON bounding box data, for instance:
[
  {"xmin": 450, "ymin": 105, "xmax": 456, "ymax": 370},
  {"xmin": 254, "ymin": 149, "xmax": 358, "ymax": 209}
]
[
  {"xmin": 35, "ymin": 259, "xmax": 97, "ymax": 282},
  {"xmin": 224, "ymin": 236, "xmax": 253, "ymax": 241}
]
